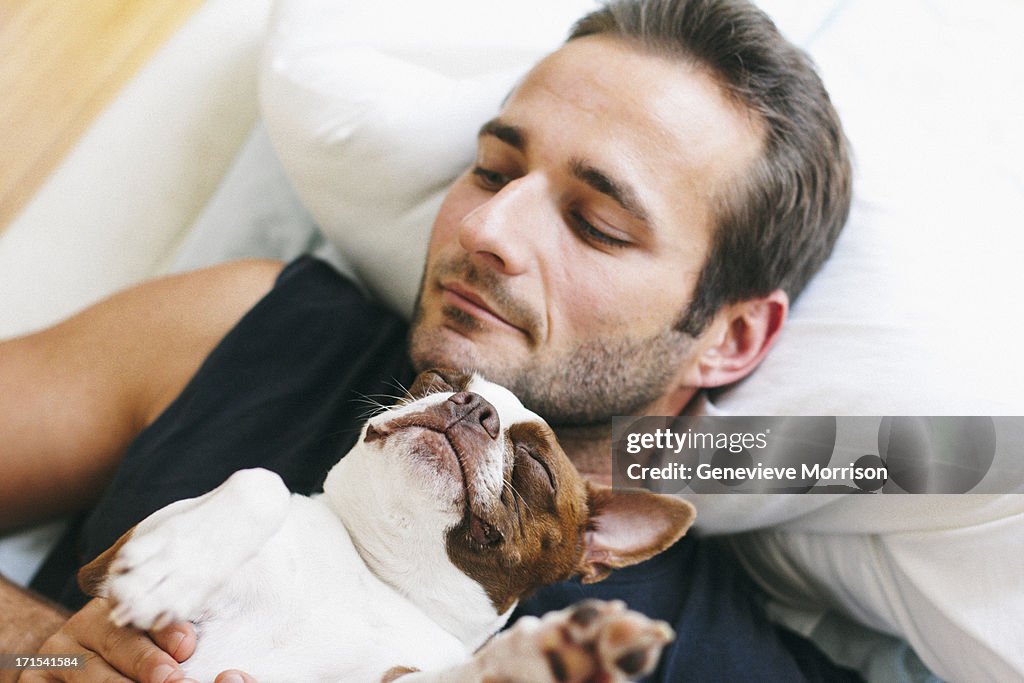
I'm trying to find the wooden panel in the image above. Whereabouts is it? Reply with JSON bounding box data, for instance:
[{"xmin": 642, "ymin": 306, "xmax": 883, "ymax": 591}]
[{"xmin": 0, "ymin": 0, "xmax": 207, "ymax": 233}]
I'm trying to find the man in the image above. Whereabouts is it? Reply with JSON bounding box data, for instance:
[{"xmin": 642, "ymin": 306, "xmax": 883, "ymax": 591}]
[{"xmin": 0, "ymin": 0, "xmax": 852, "ymax": 681}]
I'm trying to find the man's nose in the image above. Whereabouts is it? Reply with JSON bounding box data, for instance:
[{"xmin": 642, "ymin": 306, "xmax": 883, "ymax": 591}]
[{"xmin": 458, "ymin": 178, "xmax": 543, "ymax": 276}]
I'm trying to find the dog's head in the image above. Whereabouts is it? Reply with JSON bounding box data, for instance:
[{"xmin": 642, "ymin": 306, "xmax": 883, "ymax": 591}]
[{"xmin": 322, "ymin": 369, "xmax": 695, "ymax": 646}]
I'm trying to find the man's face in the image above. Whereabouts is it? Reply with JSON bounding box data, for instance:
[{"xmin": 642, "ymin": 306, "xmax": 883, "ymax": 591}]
[{"xmin": 410, "ymin": 35, "xmax": 762, "ymax": 427}]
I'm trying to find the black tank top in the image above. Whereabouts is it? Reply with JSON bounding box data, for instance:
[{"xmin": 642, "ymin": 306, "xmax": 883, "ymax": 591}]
[{"xmin": 33, "ymin": 257, "xmax": 415, "ymax": 608}]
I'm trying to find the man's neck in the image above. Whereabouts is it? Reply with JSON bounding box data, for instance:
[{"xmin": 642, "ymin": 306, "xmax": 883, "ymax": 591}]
[
  {"xmin": 554, "ymin": 423, "xmax": 614, "ymax": 485},
  {"xmin": 553, "ymin": 389, "xmax": 702, "ymax": 486}
]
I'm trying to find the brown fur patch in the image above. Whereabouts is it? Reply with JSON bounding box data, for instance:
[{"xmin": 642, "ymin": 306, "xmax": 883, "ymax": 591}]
[
  {"xmin": 447, "ymin": 419, "xmax": 697, "ymax": 607},
  {"xmin": 408, "ymin": 368, "xmax": 472, "ymax": 399},
  {"xmin": 380, "ymin": 666, "xmax": 420, "ymax": 682},
  {"xmin": 446, "ymin": 421, "xmax": 590, "ymax": 613},
  {"xmin": 77, "ymin": 526, "xmax": 136, "ymax": 597}
]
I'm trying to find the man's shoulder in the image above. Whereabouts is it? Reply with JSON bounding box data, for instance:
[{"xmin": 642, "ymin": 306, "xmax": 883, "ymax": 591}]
[
  {"xmin": 191, "ymin": 258, "xmax": 287, "ymax": 304},
  {"xmin": 132, "ymin": 258, "xmax": 287, "ymax": 425},
  {"xmin": 143, "ymin": 258, "xmax": 288, "ymax": 353}
]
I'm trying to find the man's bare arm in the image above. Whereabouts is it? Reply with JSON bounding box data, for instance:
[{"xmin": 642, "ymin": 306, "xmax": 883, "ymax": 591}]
[
  {"xmin": 0, "ymin": 259, "xmax": 284, "ymax": 533},
  {"xmin": 0, "ymin": 575, "xmax": 68, "ymax": 683},
  {"xmin": 0, "ymin": 259, "xmax": 282, "ymax": 681}
]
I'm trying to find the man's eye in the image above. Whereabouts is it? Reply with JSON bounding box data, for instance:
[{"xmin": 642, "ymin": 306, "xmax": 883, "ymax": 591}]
[
  {"xmin": 472, "ymin": 166, "xmax": 511, "ymax": 190},
  {"xmin": 569, "ymin": 211, "xmax": 630, "ymax": 249}
]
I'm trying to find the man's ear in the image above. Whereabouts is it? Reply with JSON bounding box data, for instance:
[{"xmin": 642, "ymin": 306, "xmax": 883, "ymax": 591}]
[
  {"xmin": 576, "ymin": 482, "xmax": 696, "ymax": 584},
  {"xmin": 691, "ymin": 288, "xmax": 788, "ymax": 389}
]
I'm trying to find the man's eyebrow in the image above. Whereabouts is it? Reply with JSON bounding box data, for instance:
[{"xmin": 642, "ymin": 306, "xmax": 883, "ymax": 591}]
[
  {"xmin": 477, "ymin": 121, "xmax": 651, "ymax": 225},
  {"xmin": 570, "ymin": 158, "xmax": 650, "ymax": 223},
  {"xmin": 478, "ymin": 119, "xmax": 526, "ymax": 151}
]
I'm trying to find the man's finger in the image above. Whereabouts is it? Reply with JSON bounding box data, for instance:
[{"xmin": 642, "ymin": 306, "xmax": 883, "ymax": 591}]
[
  {"xmin": 64, "ymin": 652, "xmax": 133, "ymax": 683},
  {"xmin": 71, "ymin": 599, "xmax": 184, "ymax": 683},
  {"xmin": 213, "ymin": 670, "xmax": 258, "ymax": 683},
  {"xmin": 18, "ymin": 649, "xmax": 131, "ymax": 683},
  {"xmin": 149, "ymin": 623, "xmax": 196, "ymax": 663},
  {"xmin": 21, "ymin": 611, "xmax": 130, "ymax": 683},
  {"xmin": 16, "ymin": 670, "xmax": 59, "ymax": 683}
]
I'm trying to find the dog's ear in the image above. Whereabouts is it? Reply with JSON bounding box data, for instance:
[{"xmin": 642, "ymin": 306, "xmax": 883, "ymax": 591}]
[{"xmin": 576, "ymin": 483, "xmax": 696, "ymax": 584}]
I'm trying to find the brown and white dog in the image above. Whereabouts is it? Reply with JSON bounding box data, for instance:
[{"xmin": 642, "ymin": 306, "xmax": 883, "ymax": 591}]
[{"xmin": 79, "ymin": 369, "xmax": 695, "ymax": 682}]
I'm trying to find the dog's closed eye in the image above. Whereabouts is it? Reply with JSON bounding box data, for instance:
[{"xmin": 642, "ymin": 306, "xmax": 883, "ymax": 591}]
[{"xmin": 515, "ymin": 444, "xmax": 556, "ymax": 493}]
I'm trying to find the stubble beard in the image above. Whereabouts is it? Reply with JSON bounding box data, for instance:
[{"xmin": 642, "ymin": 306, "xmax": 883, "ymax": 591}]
[{"xmin": 408, "ymin": 263, "xmax": 692, "ymax": 429}]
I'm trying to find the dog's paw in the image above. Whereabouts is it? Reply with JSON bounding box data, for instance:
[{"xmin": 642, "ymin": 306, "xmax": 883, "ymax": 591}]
[
  {"xmin": 482, "ymin": 599, "xmax": 674, "ymax": 682},
  {"xmin": 104, "ymin": 515, "xmax": 219, "ymax": 630},
  {"xmin": 97, "ymin": 469, "xmax": 291, "ymax": 631}
]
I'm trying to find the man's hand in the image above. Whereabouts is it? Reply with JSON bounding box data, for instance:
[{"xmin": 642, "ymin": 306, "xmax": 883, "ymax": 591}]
[
  {"xmin": 17, "ymin": 598, "xmax": 256, "ymax": 683},
  {"xmin": 17, "ymin": 598, "xmax": 192, "ymax": 683}
]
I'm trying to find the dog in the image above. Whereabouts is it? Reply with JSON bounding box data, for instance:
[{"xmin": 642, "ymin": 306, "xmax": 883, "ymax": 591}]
[{"xmin": 78, "ymin": 369, "xmax": 696, "ymax": 682}]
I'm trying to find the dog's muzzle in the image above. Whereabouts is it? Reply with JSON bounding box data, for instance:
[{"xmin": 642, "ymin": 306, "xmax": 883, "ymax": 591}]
[
  {"xmin": 364, "ymin": 392, "xmax": 504, "ymax": 526},
  {"xmin": 365, "ymin": 391, "xmax": 500, "ymax": 444}
]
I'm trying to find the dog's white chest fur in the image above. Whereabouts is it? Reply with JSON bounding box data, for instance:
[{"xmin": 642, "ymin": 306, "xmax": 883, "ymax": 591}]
[
  {"xmin": 183, "ymin": 494, "xmax": 468, "ymax": 680},
  {"xmin": 102, "ymin": 469, "xmax": 473, "ymax": 681}
]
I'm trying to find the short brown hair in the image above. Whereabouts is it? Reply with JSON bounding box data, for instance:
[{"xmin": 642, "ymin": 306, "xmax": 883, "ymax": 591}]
[{"xmin": 570, "ymin": 0, "xmax": 852, "ymax": 335}]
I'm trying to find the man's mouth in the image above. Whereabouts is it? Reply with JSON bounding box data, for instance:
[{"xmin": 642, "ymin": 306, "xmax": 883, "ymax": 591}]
[{"xmin": 440, "ymin": 282, "xmax": 528, "ymax": 336}]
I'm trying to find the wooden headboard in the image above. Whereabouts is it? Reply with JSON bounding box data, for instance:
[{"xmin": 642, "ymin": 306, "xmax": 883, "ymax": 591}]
[{"xmin": 0, "ymin": 0, "xmax": 205, "ymax": 233}]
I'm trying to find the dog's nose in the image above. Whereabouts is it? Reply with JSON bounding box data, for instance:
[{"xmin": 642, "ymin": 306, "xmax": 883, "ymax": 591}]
[{"xmin": 448, "ymin": 392, "xmax": 500, "ymax": 439}]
